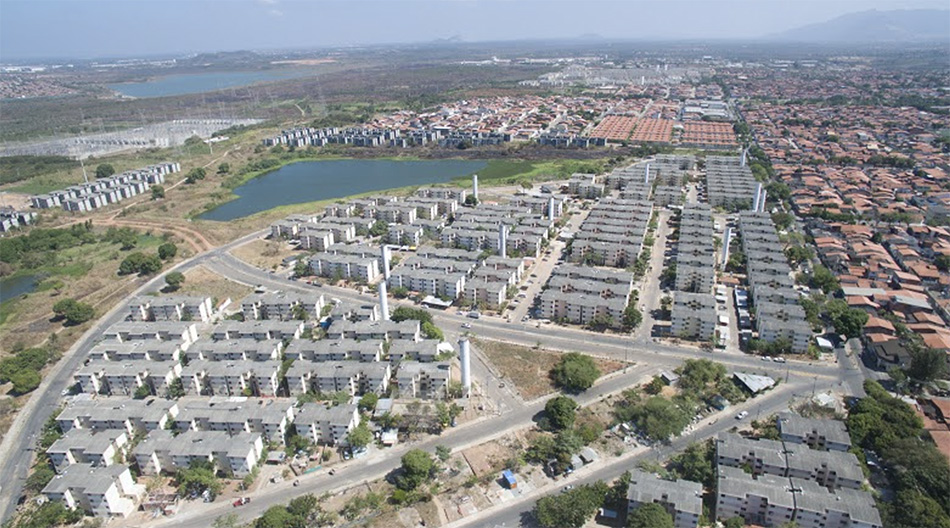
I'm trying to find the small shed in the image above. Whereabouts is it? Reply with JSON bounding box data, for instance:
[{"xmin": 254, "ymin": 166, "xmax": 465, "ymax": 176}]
[{"xmin": 502, "ymin": 469, "xmax": 517, "ymax": 489}]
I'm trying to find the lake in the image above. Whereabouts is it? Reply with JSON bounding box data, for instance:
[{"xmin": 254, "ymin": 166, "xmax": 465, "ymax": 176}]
[
  {"xmin": 199, "ymin": 159, "xmax": 486, "ymax": 222},
  {"xmin": 0, "ymin": 273, "xmax": 40, "ymax": 305},
  {"xmin": 108, "ymin": 69, "xmax": 322, "ymax": 98}
]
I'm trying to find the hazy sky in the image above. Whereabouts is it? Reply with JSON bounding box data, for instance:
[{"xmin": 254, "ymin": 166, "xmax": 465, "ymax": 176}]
[{"xmin": 1, "ymin": 0, "xmax": 947, "ymax": 60}]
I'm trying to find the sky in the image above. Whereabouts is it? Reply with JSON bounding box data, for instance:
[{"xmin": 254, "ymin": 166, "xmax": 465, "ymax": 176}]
[{"xmin": 1, "ymin": 0, "xmax": 947, "ymax": 60}]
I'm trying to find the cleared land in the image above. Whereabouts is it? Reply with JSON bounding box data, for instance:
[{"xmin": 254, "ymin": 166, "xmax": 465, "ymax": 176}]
[
  {"xmin": 473, "ymin": 338, "xmax": 626, "ymax": 400},
  {"xmin": 177, "ymin": 265, "xmax": 254, "ymax": 306},
  {"xmin": 230, "ymin": 238, "xmax": 299, "ymax": 271}
]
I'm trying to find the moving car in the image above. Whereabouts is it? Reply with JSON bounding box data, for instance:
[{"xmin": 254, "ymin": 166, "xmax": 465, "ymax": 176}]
[
  {"xmin": 735, "ymin": 411, "xmax": 749, "ymax": 420},
  {"xmin": 233, "ymin": 497, "xmax": 251, "ymax": 507}
]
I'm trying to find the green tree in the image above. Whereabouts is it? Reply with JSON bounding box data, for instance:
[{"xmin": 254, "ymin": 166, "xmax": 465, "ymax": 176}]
[
  {"xmin": 151, "ymin": 185, "xmax": 165, "ymax": 200},
  {"xmin": 543, "ymin": 395, "xmax": 578, "ymax": 431},
  {"xmin": 165, "ymin": 271, "xmax": 185, "ymax": 291},
  {"xmin": 347, "ymin": 421, "xmax": 373, "ymax": 449},
  {"xmin": 908, "ymin": 347, "xmax": 949, "ymax": 382},
  {"xmin": 390, "ymin": 306, "xmax": 434, "ymax": 325},
  {"xmin": 10, "ymin": 369, "xmax": 41, "ymax": 394},
  {"xmin": 622, "ymin": 303, "xmax": 643, "ymax": 330},
  {"xmin": 534, "ymin": 482, "xmax": 608, "ymax": 528},
  {"xmin": 158, "ymin": 242, "xmax": 178, "ymax": 260},
  {"xmin": 825, "ymin": 299, "xmax": 868, "ymax": 338},
  {"xmin": 628, "ymin": 503, "xmax": 674, "ymax": 528},
  {"xmin": 935, "ymin": 254, "xmax": 950, "ymax": 272},
  {"xmin": 217, "ymin": 162, "xmax": 231, "ymax": 174},
  {"xmin": 95, "ymin": 163, "xmax": 115, "ymax": 179},
  {"xmin": 119, "ymin": 252, "xmax": 163, "ymax": 275},
  {"xmin": 397, "ymin": 449, "xmax": 434, "ymax": 491},
  {"xmin": 176, "ymin": 460, "xmax": 222, "ymax": 499},
  {"xmin": 52, "ymin": 298, "xmax": 95, "ymax": 326},
  {"xmin": 668, "ymin": 441, "xmax": 715, "ymax": 488},
  {"xmin": 25, "ymin": 465, "xmax": 56, "ymax": 493},
  {"xmin": 255, "ymin": 506, "xmax": 301, "ymax": 528},
  {"xmin": 629, "ymin": 396, "xmax": 691, "ymax": 442},
  {"xmin": 809, "ymin": 265, "xmax": 839, "ymax": 294},
  {"xmin": 358, "ymin": 392, "xmax": 379, "ymax": 413},
  {"xmin": 421, "ymin": 321, "xmax": 444, "ymax": 341},
  {"xmin": 722, "ymin": 518, "xmax": 746, "ymax": 528},
  {"xmin": 551, "ymin": 352, "xmax": 600, "ymax": 393},
  {"xmin": 369, "ymin": 220, "xmax": 388, "ymax": 237}
]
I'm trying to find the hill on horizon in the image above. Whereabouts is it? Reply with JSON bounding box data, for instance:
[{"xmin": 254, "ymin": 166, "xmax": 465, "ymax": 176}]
[{"xmin": 767, "ymin": 9, "xmax": 950, "ymax": 43}]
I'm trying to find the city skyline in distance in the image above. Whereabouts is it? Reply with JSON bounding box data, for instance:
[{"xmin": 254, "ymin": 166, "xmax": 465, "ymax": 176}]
[{"xmin": 1, "ymin": 0, "xmax": 948, "ymax": 61}]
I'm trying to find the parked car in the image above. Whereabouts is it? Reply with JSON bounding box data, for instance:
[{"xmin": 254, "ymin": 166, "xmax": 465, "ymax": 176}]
[
  {"xmin": 233, "ymin": 497, "xmax": 251, "ymax": 507},
  {"xmin": 736, "ymin": 411, "xmax": 749, "ymax": 420},
  {"xmin": 461, "ymin": 323, "xmax": 472, "ymax": 329}
]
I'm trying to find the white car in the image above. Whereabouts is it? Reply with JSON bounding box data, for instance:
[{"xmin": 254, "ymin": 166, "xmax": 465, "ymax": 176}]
[
  {"xmin": 736, "ymin": 411, "xmax": 749, "ymax": 420},
  {"xmin": 461, "ymin": 323, "xmax": 472, "ymax": 329}
]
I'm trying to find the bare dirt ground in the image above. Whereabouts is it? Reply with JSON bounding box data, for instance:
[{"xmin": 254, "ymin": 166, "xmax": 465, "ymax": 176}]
[
  {"xmin": 473, "ymin": 338, "xmax": 625, "ymax": 400},
  {"xmin": 178, "ymin": 266, "xmax": 254, "ymax": 307},
  {"xmin": 230, "ymin": 239, "xmax": 299, "ymax": 271}
]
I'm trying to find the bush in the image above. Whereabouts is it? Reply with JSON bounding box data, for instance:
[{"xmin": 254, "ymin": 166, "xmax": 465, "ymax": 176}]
[{"xmin": 165, "ymin": 271, "xmax": 185, "ymax": 291}]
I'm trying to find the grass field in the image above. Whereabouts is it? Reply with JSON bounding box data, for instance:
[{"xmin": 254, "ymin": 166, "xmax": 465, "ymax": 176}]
[{"xmin": 473, "ymin": 338, "xmax": 625, "ymax": 400}]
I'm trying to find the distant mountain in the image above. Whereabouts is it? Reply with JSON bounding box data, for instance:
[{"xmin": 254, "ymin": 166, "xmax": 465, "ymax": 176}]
[{"xmin": 768, "ymin": 9, "xmax": 950, "ymax": 43}]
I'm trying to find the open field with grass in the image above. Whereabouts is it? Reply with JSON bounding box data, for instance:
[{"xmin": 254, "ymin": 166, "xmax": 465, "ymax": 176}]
[
  {"xmin": 473, "ymin": 338, "xmax": 626, "ymax": 400},
  {"xmin": 0, "ymin": 229, "xmax": 188, "ymax": 356}
]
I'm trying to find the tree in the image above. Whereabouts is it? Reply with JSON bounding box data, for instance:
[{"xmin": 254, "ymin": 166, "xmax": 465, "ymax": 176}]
[
  {"xmin": 464, "ymin": 195, "xmax": 479, "ymax": 206},
  {"xmin": 358, "ymin": 392, "xmax": 379, "ymax": 413},
  {"xmin": 347, "ymin": 421, "xmax": 373, "ymax": 449},
  {"xmin": 397, "ymin": 449, "xmax": 434, "ymax": 490},
  {"xmin": 809, "ymin": 265, "xmax": 839, "ymax": 294},
  {"xmin": 390, "ymin": 306, "xmax": 434, "ymax": 325},
  {"xmin": 622, "ymin": 303, "xmax": 643, "ymax": 330},
  {"xmin": 158, "ymin": 242, "xmax": 178, "ymax": 260},
  {"xmin": 668, "ymin": 441, "xmax": 715, "ymax": 488},
  {"xmin": 824, "ymin": 299, "xmax": 868, "ymax": 338},
  {"xmin": 217, "ymin": 162, "xmax": 230, "ymax": 174},
  {"xmin": 908, "ymin": 347, "xmax": 949, "ymax": 382},
  {"xmin": 52, "ymin": 298, "xmax": 95, "ymax": 326},
  {"xmin": 421, "ymin": 321, "xmax": 443, "ymax": 341},
  {"xmin": 134, "ymin": 384, "xmax": 152, "ymax": 399},
  {"xmin": 95, "ymin": 164, "xmax": 115, "ymax": 179},
  {"xmin": 543, "ymin": 395, "xmax": 578, "ymax": 431},
  {"xmin": 368, "ymin": 220, "xmax": 388, "ymax": 237},
  {"xmin": 10, "ymin": 369, "xmax": 41, "ymax": 394},
  {"xmin": 644, "ymin": 376, "xmax": 666, "ymax": 395},
  {"xmin": 586, "ymin": 313, "xmax": 615, "ymax": 331},
  {"xmin": 165, "ymin": 271, "xmax": 185, "ymax": 291},
  {"xmin": 534, "ymin": 482, "xmax": 608, "ymax": 528},
  {"xmin": 628, "ymin": 503, "xmax": 674, "ymax": 528},
  {"xmin": 25, "ymin": 465, "xmax": 55, "ymax": 493},
  {"xmin": 151, "ymin": 185, "xmax": 165, "ymax": 200},
  {"xmin": 119, "ymin": 252, "xmax": 163, "ymax": 275},
  {"xmin": 936, "ymin": 254, "xmax": 950, "ymax": 272},
  {"xmin": 551, "ymin": 352, "xmax": 600, "ymax": 393},
  {"xmin": 723, "ymin": 518, "xmax": 746, "ymax": 528},
  {"xmin": 176, "ymin": 460, "xmax": 222, "ymax": 499},
  {"xmin": 255, "ymin": 506, "xmax": 301, "ymax": 528},
  {"xmin": 294, "ymin": 260, "xmax": 310, "ymax": 278},
  {"xmin": 629, "ymin": 396, "xmax": 691, "ymax": 442}
]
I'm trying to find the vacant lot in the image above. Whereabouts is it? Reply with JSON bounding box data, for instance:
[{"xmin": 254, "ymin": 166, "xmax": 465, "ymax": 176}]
[
  {"xmin": 473, "ymin": 338, "xmax": 625, "ymax": 400},
  {"xmin": 230, "ymin": 238, "xmax": 299, "ymax": 271},
  {"xmin": 178, "ymin": 265, "xmax": 254, "ymax": 308}
]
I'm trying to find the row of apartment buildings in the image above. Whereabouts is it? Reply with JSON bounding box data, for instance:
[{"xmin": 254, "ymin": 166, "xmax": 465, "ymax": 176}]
[
  {"xmin": 30, "ymin": 162, "xmax": 178, "ymax": 212},
  {"xmin": 738, "ymin": 212, "xmax": 813, "ymax": 353}
]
